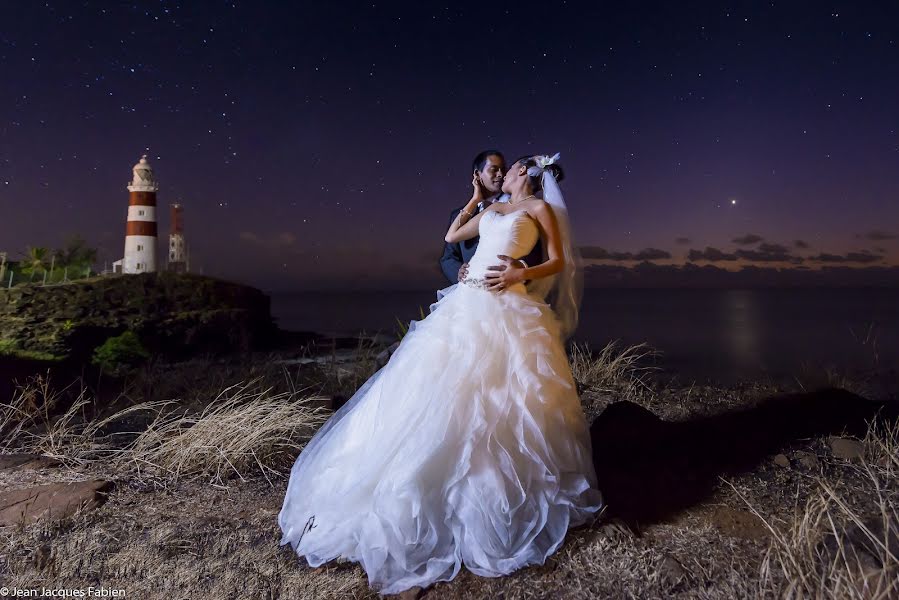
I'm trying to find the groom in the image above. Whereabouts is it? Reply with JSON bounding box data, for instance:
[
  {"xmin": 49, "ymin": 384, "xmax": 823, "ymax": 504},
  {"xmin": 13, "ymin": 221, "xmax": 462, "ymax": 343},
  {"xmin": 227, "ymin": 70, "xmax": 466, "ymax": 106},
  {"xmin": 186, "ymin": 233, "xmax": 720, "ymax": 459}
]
[{"xmin": 439, "ymin": 150, "xmax": 542, "ymax": 285}]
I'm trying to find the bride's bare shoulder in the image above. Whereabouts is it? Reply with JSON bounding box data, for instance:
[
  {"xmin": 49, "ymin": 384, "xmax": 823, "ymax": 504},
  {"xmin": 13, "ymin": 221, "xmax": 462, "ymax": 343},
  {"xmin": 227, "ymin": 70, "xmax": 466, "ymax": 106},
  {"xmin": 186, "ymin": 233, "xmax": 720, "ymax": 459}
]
[{"xmin": 528, "ymin": 199, "xmax": 552, "ymax": 215}]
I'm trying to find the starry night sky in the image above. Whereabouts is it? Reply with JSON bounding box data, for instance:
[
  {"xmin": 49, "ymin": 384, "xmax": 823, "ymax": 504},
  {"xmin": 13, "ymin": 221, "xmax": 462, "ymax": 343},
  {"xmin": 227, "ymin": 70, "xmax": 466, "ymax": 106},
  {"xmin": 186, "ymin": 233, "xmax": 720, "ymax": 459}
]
[{"xmin": 2, "ymin": 1, "xmax": 897, "ymax": 290}]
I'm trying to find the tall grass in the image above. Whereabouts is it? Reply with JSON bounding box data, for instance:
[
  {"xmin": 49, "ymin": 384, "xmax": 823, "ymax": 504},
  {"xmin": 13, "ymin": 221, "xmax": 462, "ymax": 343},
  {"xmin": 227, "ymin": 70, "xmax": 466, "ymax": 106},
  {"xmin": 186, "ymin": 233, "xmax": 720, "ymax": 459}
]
[
  {"xmin": 732, "ymin": 419, "xmax": 899, "ymax": 599},
  {"xmin": 0, "ymin": 373, "xmax": 331, "ymax": 487},
  {"xmin": 0, "ymin": 373, "xmax": 84, "ymax": 455},
  {"xmin": 119, "ymin": 378, "xmax": 329, "ymax": 486},
  {"xmin": 569, "ymin": 339, "xmax": 660, "ymax": 399}
]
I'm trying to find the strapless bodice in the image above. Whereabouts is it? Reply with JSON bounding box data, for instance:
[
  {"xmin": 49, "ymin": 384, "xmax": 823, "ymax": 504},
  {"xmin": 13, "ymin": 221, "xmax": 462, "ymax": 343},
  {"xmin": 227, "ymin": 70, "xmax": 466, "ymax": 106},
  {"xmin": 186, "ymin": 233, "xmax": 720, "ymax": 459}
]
[{"xmin": 463, "ymin": 210, "xmax": 539, "ymax": 291}]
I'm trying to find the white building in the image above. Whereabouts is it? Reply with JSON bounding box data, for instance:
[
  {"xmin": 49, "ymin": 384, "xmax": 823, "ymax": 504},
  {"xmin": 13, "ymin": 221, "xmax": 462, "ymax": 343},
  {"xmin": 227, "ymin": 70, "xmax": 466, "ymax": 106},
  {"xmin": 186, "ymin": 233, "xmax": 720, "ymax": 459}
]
[
  {"xmin": 119, "ymin": 155, "xmax": 158, "ymax": 274},
  {"xmin": 167, "ymin": 203, "xmax": 189, "ymax": 273}
]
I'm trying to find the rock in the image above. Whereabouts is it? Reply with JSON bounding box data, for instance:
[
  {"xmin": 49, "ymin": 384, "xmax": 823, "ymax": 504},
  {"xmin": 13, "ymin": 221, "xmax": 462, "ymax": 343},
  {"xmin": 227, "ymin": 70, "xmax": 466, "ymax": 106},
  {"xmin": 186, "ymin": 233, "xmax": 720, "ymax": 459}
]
[
  {"xmin": 596, "ymin": 517, "xmax": 637, "ymax": 542},
  {"xmin": 829, "ymin": 436, "xmax": 865, "ymax": 460},
  {"xmin": 795, "ymin": 451, "xmax": 820, "ymax": 470},
  {"xmin": 657, "ymin": 554, "xmax": 688, "ymax": 586},
  {"xmin": 709, "ymin": 507, "xmax": 769, "ymax": 540},
  {"xmin": 0, "ymin": 453, "xmax": 62, "ymax": 471},
  {"xmin": 821, "ymin": 514, "xmax": 899, "ymax": 572},
  {"xmin": 0, "ymin": 480, "xmax": 113, "ymax": 526},
  {"xmin": 849, "ymin": 516, "xmax": 898, "ymax": 563},
  {"xmin": 396, "ymin": 587, "xmax": 424, "ymax": 600},
  {"xmin": 773, "ymin": 454, "xmax": 790, "ymax": 468},
  {"xmin": 31, "ymin": 543, "xmax": 52, "ymax": 570}
]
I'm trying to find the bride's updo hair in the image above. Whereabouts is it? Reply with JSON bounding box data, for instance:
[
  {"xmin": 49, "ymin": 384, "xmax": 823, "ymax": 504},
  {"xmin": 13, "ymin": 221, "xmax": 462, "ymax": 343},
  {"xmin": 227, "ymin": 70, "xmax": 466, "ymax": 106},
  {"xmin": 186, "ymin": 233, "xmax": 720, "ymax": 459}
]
[{"xmin": 514, "ymin": 155, "xmax": 565, "ymax": 193}]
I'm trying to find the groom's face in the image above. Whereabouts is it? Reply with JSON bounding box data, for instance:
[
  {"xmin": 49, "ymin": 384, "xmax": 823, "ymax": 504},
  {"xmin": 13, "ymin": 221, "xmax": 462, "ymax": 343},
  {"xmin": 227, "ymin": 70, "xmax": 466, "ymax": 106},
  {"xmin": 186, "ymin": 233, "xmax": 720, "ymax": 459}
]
[{"xmin": 478, "ymin": 154, "xmax": 506, "ymax": 196}]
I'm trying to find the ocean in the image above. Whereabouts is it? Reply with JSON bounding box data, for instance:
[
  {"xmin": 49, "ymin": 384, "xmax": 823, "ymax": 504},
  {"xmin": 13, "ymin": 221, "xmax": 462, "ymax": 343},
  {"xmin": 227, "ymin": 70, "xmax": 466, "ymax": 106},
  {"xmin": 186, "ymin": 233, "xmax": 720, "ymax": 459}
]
[{"xmin": 270, "ymin": 287, "xmax": 899, "ymax": 383}]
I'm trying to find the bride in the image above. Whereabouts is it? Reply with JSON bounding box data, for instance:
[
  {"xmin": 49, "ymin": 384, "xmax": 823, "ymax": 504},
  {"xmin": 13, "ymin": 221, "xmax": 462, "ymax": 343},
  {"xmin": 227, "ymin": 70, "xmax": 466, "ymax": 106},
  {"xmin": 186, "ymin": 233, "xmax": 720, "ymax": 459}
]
[{"xmin": 278, "ymin": 153, "xmax": 603, "ymax": 595}]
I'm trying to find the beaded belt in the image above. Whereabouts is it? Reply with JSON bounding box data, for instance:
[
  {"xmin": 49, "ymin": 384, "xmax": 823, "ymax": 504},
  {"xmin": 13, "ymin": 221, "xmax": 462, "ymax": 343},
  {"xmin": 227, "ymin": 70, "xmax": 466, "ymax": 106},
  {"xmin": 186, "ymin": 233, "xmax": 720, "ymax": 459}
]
[{"xmin": 459, "ymin": 276, "xmax": 491, "ymax": 290}]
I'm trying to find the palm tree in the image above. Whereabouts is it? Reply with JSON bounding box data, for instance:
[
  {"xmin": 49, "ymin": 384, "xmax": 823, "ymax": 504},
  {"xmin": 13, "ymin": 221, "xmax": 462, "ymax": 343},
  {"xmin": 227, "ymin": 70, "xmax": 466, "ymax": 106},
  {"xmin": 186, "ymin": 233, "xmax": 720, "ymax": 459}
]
[
  {"xmin": 53, "ymin": 236, "xmax": 99, "ymax": 281},
  {"xmin": 58, "ymin": 235, "xmax": 97, "ymax": 269},
  {"xmin": 21, "ymin": 246, "xmax": 49, "ymax": 281}
]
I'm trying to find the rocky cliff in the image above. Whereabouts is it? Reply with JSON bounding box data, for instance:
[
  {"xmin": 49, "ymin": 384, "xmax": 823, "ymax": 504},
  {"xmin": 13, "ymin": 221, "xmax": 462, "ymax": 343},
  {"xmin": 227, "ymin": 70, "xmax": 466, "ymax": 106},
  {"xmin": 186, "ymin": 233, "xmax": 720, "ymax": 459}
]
[{"xmin": 0, "ymin": 273, "xmax": 276, "ymax": 361}]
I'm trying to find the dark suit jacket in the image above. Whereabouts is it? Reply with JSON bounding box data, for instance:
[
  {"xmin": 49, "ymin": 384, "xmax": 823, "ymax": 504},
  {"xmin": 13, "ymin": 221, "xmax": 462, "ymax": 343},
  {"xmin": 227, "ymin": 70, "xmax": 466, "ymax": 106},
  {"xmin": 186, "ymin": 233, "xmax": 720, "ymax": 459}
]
[{"xmin": 439, "ymin": 203, "xmax": 544, "ymax": 284}]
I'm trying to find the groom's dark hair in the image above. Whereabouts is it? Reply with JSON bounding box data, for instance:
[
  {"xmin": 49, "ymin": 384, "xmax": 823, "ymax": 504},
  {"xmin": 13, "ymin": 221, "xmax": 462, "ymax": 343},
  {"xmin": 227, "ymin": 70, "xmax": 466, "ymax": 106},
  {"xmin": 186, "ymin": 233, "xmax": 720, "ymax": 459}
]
[
  {"xmin": 514, "ymin": 155, "xmax": 565, "ymax": 192},
  {"xmin": 472, "ymin": 150, "xmax": 504, "ymax": 173}
]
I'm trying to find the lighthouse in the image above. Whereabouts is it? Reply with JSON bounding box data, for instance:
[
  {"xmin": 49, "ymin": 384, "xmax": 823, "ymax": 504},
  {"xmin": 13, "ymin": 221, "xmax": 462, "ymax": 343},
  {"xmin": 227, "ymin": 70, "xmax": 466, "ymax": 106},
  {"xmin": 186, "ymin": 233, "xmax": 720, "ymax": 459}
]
[{"xmin": 121, "ymin": 155, "xmax": 158, "ymax": 274}]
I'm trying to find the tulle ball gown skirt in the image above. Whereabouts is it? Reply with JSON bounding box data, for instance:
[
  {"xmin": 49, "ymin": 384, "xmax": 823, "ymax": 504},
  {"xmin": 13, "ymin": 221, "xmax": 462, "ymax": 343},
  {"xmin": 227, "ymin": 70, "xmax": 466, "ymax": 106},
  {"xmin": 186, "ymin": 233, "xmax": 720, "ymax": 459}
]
[{"xmin": 278, "ymin": 281, "xmax": 603, "ymax": 595}]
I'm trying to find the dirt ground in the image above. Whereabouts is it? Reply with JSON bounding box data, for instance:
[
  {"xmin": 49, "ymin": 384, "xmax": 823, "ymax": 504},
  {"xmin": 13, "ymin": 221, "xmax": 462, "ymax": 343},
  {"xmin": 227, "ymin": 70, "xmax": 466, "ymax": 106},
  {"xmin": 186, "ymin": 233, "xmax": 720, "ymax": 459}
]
[{"xmin": 1, "ymin": 352, "xmax": 896, "ymax": 599}]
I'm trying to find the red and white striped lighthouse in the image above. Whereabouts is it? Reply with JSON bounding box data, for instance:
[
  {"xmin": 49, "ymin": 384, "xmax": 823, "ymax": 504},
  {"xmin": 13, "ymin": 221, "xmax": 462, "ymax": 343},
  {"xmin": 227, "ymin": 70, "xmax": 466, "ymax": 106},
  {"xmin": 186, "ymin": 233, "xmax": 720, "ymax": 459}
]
[
  {"xmin": 122, "ymin": 155, "xmax": 158, "ymax": 273},
  {"xmin": 167, "ymin": 202, "xmax": 188, "ymax": 273}
]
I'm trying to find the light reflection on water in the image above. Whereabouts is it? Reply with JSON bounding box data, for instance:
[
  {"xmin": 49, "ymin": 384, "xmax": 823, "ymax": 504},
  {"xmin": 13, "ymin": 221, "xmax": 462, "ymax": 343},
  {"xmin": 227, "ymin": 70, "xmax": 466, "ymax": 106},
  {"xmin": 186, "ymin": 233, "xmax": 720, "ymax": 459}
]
[{"xmin": 721, "ymin": 289, "xmax": 761, "ymax": 373}]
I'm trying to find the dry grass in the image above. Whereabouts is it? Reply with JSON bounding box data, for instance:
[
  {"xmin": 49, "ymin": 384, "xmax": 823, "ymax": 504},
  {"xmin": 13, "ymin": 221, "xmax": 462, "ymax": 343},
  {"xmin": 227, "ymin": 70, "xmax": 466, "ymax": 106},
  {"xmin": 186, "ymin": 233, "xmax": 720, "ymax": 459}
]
[
  {"xmin": 0, "ymin": 373, "xmax": 68, "ymax": 453},
  {"xmin": 1, "ymin": 375, "xmax": 155, "ymax": 467},
  {"xmin": 569, "ymin": 340, "xmax": 660, "ymax": 393},
  {"xmin": 731, "ymin": 419, "xmax": 899, "ymax": 599},
  {"xmin": 792, "ymin": 362, "xmax": 878, "ymax": 400},
  {"xmin": 0, "ymin": 373, "xmax": 331, "ymax": 487},
  {"xmin": 569, "ymin": 340, "xmax": 663, "ymax": 419},
  {"xmin": 0, "ymin": 462, "xmax": 766, "ymax": 600},
  {"xmin": 863, "ymin": 417, "xmax": 899, "ymax": 480},
  {"xmin": 0, "ymin": 479, "xmax": 378, "ymax": 599},
  {"xmin": 1, "ymin": 341, "xmax": 897, "ymax": 598},
  {"xmin": 119, "ymin": 377, "xmax": 330, "ymax": 486}
]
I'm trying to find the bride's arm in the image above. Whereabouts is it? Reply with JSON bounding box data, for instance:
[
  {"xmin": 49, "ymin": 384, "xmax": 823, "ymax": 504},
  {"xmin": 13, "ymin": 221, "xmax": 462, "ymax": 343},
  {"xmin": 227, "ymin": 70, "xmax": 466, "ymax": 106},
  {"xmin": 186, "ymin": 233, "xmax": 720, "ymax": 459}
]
[
  {"xmin": 517, "ymin": 203, "xmax": 564, "ymax": 280},
  {"xmin": 445, "ymin": 200, "xmax": 491, "ymax": 243},
  {"xmin": 445, "ymin": 172, "xmax": 493, "ymax": 243}
]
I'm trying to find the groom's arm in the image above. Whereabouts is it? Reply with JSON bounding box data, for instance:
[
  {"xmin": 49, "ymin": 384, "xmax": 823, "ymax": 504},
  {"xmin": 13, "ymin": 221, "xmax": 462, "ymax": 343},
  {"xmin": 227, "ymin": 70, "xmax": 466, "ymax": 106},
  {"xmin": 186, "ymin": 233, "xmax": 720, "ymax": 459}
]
[{"xmin": 439, "ymin": 208, "xmax": 465, "ymax": 284}]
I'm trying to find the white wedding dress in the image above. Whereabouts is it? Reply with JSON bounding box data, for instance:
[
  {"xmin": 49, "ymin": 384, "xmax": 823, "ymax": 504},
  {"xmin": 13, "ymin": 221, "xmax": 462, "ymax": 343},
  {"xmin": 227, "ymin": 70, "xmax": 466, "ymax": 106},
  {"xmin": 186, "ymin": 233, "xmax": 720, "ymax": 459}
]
[{"xmin": 278, "ymin": 209, "xmax": 603, "ymax": 594}]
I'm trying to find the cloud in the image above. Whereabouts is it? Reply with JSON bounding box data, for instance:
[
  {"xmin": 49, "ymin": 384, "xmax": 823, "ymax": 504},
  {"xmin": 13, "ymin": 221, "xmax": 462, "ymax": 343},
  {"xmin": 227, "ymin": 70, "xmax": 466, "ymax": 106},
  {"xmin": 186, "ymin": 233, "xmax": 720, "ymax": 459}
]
[
  {"xmin": 732, "ymin": 243, "xmax": 803, "ymax": 263},
  {"xmin": 580, "ymin": 246, "xmax": 672, "ymax": 262},
  {"xmin": 809, "ymin": 253, "xmax": 847, "ymax": 263},
  {"xmin": 674, "ymin": 237, "xmax": 692, "ymax": 245},
  {"xmin": 586, "ymin": 240, "xmax": 888, "ymax": 268},
  {"xmin": 605, "ymin": 250, "xmax": 636, "ymax": 261},
  {"xmin": 809, "ymin": 251, "xmax": 884, "ymax": 264},
  {"xmin": 732, "ymin": 234, "xmax": 764, "ymax": 245},
  {"xmin": 634, "ymin": 248, "xmax": 672, "ymax": 260},
  {"xmin": 857, "ymin": 230, "xmax": 898, "ymax": 241},
  {"xmin": 580, "ymin": 246, "xmax": 611, "ymax": 260},
  {"xmin": 845, "ymin": 251, "xmax": 884, "ymax": 264},
  {"xmin": 583, "ymin": 263, "xmax": 899, "ymax": 288},
  {"xmin": 580, "ymin": 247, "xmax": 632, "ymax": 261},
  {"xmin": 688, "ymin": 247, "xmax": 738, "ymax": 262}
]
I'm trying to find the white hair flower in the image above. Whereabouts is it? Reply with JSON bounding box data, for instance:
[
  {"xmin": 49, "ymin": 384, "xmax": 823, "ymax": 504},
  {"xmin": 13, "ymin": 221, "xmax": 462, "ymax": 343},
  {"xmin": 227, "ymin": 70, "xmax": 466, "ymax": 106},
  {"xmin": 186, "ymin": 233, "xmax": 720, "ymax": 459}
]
[{"xmin": 527, "ymin": 152, "xmax": 561, "ymax": 176}]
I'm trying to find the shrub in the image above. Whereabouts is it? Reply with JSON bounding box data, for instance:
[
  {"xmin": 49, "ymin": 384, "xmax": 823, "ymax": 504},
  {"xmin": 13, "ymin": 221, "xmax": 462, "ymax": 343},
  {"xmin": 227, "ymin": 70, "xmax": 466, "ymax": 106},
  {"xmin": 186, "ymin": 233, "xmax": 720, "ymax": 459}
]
[{"xmin": 91, "ymin": 331, "xmax": 151, "ymax": 375}]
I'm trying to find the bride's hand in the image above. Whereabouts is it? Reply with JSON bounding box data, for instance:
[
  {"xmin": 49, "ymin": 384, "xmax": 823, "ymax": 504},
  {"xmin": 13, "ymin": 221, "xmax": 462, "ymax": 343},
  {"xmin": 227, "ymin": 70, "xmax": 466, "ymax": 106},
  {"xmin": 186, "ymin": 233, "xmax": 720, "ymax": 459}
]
[
  {"xmin": 484, "ymin": 255, "xmax": 525, "ymax": 292},
  {"xmin": 470, "ymin": 171, "xmax": 484, "ymax": 202}
]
